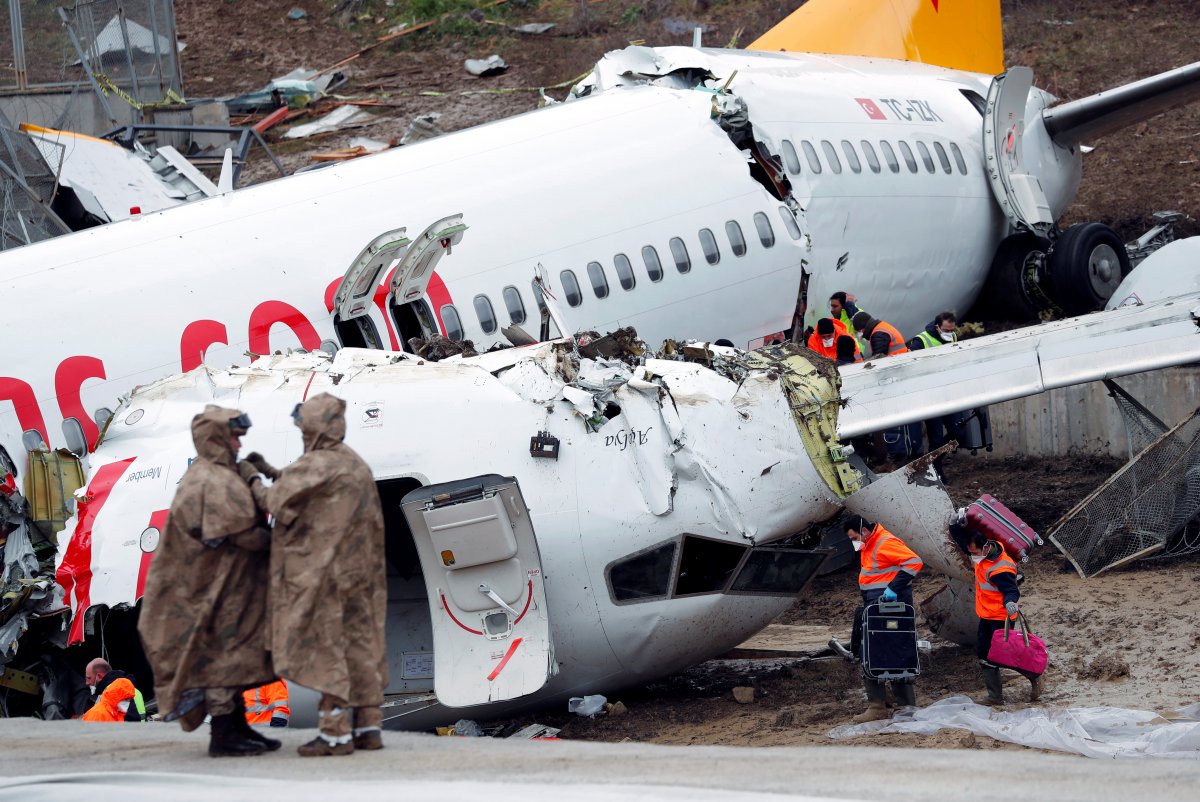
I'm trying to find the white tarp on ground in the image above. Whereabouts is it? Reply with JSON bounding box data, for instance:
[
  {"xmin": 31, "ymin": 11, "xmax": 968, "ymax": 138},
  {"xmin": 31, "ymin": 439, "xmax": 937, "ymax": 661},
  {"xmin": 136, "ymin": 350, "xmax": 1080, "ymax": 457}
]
[{"xmin": 829, "ymin": 696, "xmax": 1200, "ymax": 759}]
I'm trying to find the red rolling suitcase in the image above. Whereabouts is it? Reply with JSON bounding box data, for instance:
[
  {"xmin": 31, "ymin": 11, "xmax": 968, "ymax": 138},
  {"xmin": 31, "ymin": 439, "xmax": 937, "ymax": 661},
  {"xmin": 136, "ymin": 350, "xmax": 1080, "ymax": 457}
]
[{"xmin": 964, "ymin": 493, "xmax": 1042, "ymax": 562}]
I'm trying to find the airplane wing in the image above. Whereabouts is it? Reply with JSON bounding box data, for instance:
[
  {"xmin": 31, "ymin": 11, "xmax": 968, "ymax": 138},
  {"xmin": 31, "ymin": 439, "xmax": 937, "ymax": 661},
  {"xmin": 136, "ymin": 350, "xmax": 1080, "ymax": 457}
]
[{"xmin": 837, "ymin": 295, "xmax": 1200, "ymax": 438}]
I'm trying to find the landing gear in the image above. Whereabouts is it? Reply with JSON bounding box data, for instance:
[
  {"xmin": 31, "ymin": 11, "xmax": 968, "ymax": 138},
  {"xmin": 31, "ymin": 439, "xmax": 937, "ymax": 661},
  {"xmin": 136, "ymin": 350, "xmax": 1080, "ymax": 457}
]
[
  {"xmin": 1048, "ymin": 222, "xmax": 1132, "ymax": 315},
  {"xmin": 981, "ymin": 233, "xmax": 1052, "ymax": 321}
]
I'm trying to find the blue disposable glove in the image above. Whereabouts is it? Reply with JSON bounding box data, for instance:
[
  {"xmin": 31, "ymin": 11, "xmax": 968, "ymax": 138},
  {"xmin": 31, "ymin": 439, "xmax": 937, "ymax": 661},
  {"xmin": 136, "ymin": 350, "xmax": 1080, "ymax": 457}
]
[{"xmin": 881, "ymin": 588, "xmax": 898, "ymax": 603}]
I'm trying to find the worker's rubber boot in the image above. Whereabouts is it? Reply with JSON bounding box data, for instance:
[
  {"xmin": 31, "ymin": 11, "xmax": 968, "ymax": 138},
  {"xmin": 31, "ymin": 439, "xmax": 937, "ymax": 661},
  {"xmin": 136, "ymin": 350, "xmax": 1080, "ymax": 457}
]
[
  {"xmin": 979, "ymin": 666, "xmax": 1005, "ymax": 706},
  {"xmin": 353, "ymin": 706, "xmax": 385, "ymax": 751},
  {"xmin": 893, "ymin": 681, "xmax": 917, "ymax": 708},
  {"xmin": 851, "ymin": 679, "xmax": 890, "ymax": 723},
  {"xmin": 233, "ymin": 696, "xmax": 281, "ymax": 752},
  {"xmin": 208, "ymin": 714, "xmax": 268, "ymax": 758},
  {"xmin": 1023, "ymin": 670, "xmax": 1044, "ymax": 703}
]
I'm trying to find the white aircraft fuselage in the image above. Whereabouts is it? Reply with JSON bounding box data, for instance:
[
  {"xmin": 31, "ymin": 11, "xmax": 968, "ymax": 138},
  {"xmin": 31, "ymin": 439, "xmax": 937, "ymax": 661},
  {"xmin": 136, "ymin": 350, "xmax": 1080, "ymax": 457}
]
[{"xmin": 0, "ymin": 46, "xmax": 1081, "ymax": 466}]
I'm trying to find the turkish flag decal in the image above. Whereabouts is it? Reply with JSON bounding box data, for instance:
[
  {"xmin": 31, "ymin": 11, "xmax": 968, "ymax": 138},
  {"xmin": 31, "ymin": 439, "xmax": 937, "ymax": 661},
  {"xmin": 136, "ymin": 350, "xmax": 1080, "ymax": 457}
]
[{"xmin": 855, "ymin": 98, "xmax": 886, "ymax": 120}]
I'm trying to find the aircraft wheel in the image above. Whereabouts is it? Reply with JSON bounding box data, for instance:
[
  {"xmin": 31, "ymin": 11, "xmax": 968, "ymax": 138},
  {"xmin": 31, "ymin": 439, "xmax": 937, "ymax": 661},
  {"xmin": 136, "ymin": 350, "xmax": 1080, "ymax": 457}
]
[
  {"xmin": 1048, "ymin": 222, "xmax": 1132, "ymax": 315},
  {"xmin": 980, "ymin": 233, "xmax": 1051, "ymax": 321}
]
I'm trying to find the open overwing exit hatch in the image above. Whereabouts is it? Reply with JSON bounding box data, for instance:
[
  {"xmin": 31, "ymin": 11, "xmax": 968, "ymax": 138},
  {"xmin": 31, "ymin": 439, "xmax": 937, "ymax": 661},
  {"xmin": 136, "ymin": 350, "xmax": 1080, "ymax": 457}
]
[
  {"xmin": 984, "ymin": 67, "xmax": 1055, "ymax": 238},
  {"xmin": 401, "ymin": 475, "xmax": 555, "ymax": 707}
]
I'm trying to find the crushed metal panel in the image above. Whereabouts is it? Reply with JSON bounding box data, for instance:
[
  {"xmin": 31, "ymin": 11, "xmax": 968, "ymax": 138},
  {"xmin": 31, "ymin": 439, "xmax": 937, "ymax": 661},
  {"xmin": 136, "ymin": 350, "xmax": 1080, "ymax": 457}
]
[
  {"xmin": 920, "ymin": 578, "xmax": 977, "ymax": 647},
  {"xmin": 1050, "ymin": 407, "xmax": 1200, "ymax": 578},
  {"xmin": 843, "ymin": 444, "xmax": 970, "ymax": 582},
  {"xmin": 742, "ymin": 342, "xmax": 860, "ymax": 498}
]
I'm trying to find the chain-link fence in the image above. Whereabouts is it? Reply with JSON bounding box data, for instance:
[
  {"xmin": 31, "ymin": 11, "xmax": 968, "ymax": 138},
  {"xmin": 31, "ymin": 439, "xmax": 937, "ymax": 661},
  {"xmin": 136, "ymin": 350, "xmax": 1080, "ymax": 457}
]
[
  {"xmin": 0, "ymin": 106, "xmax": 70, "ymax": 249},
  {"xmin": 1050, "ymin": 392, "xmax": 1200, "ymax": 578},
  {"xmin": 0, "ymin": 2, "xmax": 181, "ymax": 113}
]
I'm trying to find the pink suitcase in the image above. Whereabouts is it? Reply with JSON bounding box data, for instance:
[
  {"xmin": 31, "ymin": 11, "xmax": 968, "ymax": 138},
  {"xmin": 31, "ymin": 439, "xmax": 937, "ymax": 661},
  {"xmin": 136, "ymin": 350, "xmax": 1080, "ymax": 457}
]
[{"xmin": 964, "ymin": 493, "xmax": 1042, "ymax": 562}]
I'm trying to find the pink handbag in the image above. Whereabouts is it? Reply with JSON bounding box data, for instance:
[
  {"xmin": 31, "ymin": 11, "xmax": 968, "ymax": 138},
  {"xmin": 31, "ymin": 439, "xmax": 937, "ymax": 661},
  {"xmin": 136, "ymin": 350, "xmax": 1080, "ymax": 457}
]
[{"xmin": 987, "ymin": 613, "xmax": 1048, "ymax": 676}]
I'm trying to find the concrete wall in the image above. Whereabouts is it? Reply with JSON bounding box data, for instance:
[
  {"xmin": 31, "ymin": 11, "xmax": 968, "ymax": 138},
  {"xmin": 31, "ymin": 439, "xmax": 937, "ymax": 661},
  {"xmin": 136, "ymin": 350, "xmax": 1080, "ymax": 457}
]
[{"xmin": 985, "ymin": 366, "xmax": 1200, "ymax": 458}]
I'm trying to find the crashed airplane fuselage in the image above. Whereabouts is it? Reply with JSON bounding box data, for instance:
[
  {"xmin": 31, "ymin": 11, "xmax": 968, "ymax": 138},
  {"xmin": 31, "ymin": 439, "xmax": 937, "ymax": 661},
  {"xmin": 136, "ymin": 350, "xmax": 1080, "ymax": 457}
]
[{"xmin": 58, "ymin": 341, "xmax": 861, "ymax": 726}]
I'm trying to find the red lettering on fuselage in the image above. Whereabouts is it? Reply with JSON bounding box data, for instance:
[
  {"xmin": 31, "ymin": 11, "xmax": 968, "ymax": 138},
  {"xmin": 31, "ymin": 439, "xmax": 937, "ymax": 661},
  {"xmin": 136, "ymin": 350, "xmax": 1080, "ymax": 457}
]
[
  {"xmin": 54, "ymin": 356, "xmax": 107, "ymax": 450},
  {"xmin": 0, "ymin": 376, "xmax": 49, "ymax": 445},
  {"xmin": 248, "ymin": 300, "xmax": 323, "ymax": 357},
  {"xmin": 180, "ymin": 320, "xmax": 230, "ymax": 372}
]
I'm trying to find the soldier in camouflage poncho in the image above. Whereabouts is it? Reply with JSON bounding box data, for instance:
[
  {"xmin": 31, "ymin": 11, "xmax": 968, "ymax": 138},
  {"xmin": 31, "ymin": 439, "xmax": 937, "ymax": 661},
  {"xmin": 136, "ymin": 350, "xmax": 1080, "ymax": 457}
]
[
  {"xmin": 138, "ymin": 405, "xmax": 280, "ymax": 757},
  {"xmin": 245, "ymin": 393, "xmax": 387, "ymax": 757}
]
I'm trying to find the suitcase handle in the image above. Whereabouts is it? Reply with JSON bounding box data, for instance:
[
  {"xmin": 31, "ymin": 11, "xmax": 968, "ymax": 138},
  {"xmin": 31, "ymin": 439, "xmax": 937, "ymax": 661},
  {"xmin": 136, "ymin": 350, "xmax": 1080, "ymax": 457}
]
[{"xmin": 875, "ymin": 601, "xmax": 909, "ymax": 614}]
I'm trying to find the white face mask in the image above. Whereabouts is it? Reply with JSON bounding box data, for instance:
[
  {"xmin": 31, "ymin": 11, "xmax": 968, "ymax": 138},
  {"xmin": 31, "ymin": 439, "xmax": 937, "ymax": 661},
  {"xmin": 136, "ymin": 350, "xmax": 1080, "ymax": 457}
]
[
  {"xmin": 940, "ymin": 330, "xmax": 956, "ymax": 342},
  {"xmin": 852, "ymin": 540, "xmax": 864, "ymax": 552},
  {"xmin": 117, "ymin": 700, "xmax": 130, "ymax": 713},
  {"xmin": 822, "ymin": 336, "xmax": 834, "ymax": 347},
  {"xmin": 970, "ymin": 555, "xmax": 984, "ymax": 564}
]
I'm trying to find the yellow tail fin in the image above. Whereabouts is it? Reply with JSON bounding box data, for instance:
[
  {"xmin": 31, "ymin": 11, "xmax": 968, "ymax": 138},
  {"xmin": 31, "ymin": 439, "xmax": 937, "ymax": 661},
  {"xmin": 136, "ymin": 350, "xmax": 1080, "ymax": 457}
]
[{"xmin": 748, "ymin": 0, "xmax": 1003, "ymax": 76}]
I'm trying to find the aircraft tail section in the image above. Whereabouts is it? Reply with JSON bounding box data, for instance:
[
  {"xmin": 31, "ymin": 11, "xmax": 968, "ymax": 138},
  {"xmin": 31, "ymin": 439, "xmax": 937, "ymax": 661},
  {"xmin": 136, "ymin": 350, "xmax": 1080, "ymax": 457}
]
[{"xmin": 748, "ymin": 0, "xmax": 1003, "ymax": 76}]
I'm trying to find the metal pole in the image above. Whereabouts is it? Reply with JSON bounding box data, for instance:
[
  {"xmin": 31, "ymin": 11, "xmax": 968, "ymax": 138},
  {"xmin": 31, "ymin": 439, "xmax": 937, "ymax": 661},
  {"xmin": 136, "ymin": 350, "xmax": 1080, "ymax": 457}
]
[
  {"xmin": 10, "ymin": 0, "xmax": 26, "ymax": 90},
  {"xmin": 162, "ymin": 0, "xmax": 182, "ymax": 92},
  {"xmin": 115, "ymin": 3, "xmax": 144, "ymax": 111},
  {"xmin": 144, "ymin": 0, "xmax": 165, "ymax": 97},
  {"xmin": 57, "ymin": 6, "xmax": 118, "ymax": 126}
]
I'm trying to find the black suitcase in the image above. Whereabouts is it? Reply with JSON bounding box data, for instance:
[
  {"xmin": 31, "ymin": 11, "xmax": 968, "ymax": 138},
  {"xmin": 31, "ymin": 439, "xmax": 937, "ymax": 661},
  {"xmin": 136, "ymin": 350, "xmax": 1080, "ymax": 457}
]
[{"xmin": 860, "ymin": 600, "xmax": 920, "ymax": 681}]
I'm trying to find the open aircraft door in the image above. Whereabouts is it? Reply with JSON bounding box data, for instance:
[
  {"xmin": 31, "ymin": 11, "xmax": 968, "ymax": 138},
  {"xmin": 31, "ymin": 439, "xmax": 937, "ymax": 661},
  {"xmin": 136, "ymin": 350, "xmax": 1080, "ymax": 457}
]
[
  {"xmin": 332, "ymin": 227, "xmax": 411, "ymax": 349},
  {"xmin": 983, "ymin": 66, "xmax": 1055, "ymax": 237},
  {"xmin": 401, "ymin": 474, "xmax": 555, "ymax": 707},
  {"xmin": 388, "ymin": 213, "xmax": 467, "ymax": 307}
]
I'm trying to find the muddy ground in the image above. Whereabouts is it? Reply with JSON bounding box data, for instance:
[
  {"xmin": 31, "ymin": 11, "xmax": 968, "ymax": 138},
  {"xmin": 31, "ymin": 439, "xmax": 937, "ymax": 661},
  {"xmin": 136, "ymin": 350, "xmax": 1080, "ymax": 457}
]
[{"xmin": 164, "ymin": 0, "xmax": 1200, "ymax": 751}]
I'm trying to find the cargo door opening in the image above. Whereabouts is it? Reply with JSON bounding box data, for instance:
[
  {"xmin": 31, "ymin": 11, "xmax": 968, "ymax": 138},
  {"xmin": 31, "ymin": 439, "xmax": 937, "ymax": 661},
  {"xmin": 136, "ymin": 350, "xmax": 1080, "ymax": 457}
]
[{"xmin": 375, "ymin": 476, "xmax": 438, "ymax": 717}]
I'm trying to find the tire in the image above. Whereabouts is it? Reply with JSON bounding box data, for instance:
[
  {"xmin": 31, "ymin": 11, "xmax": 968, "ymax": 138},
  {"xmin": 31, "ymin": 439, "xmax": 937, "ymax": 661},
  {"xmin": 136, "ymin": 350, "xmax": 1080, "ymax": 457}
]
[
  {"xmin": 977, "ymin": 233, "xmax": 1052, "ymax": 321},
  {"xmin": 1048, "ymin": 222, "xmax": 1132, "ymax": 315}
]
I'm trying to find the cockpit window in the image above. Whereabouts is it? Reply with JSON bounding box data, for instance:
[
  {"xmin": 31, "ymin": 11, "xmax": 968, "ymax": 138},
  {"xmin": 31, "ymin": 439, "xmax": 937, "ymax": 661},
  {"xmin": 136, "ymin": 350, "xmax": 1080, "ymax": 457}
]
[{"xmin": 608, "ymin": 541, "xmax": 677, "ymax": 603}]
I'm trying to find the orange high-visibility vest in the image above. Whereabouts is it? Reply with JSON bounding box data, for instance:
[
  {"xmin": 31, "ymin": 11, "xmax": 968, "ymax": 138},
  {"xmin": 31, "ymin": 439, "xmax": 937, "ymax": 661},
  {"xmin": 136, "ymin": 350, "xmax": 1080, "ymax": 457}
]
[
  {"xmin": 807, "ymin": 318, "xmax": 860, "ymax": 360},
  {"xmin": 975, "ymin": 549, "xmax": 1018, "ymax": 620},
  {"xmin": 81, "ymin": 677, "xmax": 135, "ymax": 722},
  {"xmin": 244, "ymin": 679, "xmax": 290, "ymax": 725},
  {"xmin": 858, "ymin": 524, "xmax": 923, "ymax": 591},
  {"xmin": 867, "ymin": 320, "xmax": 909, "ymax": 356}
]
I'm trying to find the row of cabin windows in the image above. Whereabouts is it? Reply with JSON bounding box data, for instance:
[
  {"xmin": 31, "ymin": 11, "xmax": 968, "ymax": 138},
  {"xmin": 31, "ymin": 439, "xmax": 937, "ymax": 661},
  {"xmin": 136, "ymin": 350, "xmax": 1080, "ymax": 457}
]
[
  {"xmin": 779, "ymin": 137, "xmax": 969, "ymax": 177},
  {"xmin": 437, "ymin": 208, "xmax": 803, "ymax": 337}
]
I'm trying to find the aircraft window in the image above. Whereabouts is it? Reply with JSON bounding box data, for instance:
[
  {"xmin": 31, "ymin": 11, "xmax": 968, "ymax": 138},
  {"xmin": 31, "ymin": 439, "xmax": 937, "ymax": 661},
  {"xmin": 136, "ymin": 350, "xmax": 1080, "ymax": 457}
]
[
  {"xmin": 916, "ymin": 141, "xmax": 936, "ymax": 173},
  {"xmin": 530, "ymin": 279, "xmax": 548, "ymax": 313},
  {"xmin": 840, "ymin": 140, "xmax": 861, "ymax": 173},
  {"xmin": 642, "ymin": 245, "xmax": 664, "ymax": 282},
  {"xmin": 502, "ymin": 285, "xmax": 526, "ymax": 325},
  {"xmin": 728, "ymin": 547, "xmax": 826, "ymax": 596},
  {"xmin": 933, "ymin": 141, "xmax": 952, "ymax": 174},
  {"xmin": 753, "ymin": 212, "xmax": 775, "ymax": 248},
  {"xmin": 950, "ymin": 142, "xmax": 968, "ymax": 174},
  {"xmin": 879, "ymin": 140, "xmax": 900, "ymax": 173},
  {"xmin": 608, "ymin": 541, "xmax": 677, "ymax": 603},
  {"xmin": 725, "ymin": 220, "xmax": 747, "ymax": 256},
  {"xmin": 898, "ymin": 140, "xmax": 918, "ymax": 173},
  {"xmin": 820, "ymin": 140, "xmax": 842, "ymax": 174},
  {"xmin": 781, "ymin": 139, "xmax": 801, "ymax": 175},
  {"xmin": 669, "ymin": 237, "xmax": 692, "ymax": 273},
  {"xmin": 587, "ymin": 261, "xmax": 610, "ymax": 299},
  {"xmin": 613, "ymin": 253, "xmax": 636, "ymax": 290},
  {"xmin": 698, "ymin": 228, "xmax": 720, "ymax": 265},
  {"xmin": 472, "ymin": 294, "xmax": 497, "ymax": 334},
  {"xmin": 860, "ymin": 140, "xmax": 881, "ymax": 173},
  {"xmin": 777, "ymin": 206, "xmax": 802, "ymax": 240},
  {"xmin": 801, "ymin": 140, "xmax": 822, "ymax": 174},
  {"xmin": 675, "ymin": 535, "xmax": 748, "ymax": 596},
  {"xmin": 560, "ymin": 269, "xmax": 583, "ymax": 307},
  {"xmin": 440, "ymin": 304, "xmax": 464, "ymax": 341}
]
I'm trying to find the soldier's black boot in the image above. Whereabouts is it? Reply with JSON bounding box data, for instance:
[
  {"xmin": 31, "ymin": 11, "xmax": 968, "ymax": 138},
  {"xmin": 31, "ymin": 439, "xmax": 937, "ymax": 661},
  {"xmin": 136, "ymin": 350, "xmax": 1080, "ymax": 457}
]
[
  {"xmin": 234, "ymin": 695, "xmax": 281, "ymax": 751},
  {"xmin": 209, "ymin": 713, "xmax": 268, "ymax": 757}
]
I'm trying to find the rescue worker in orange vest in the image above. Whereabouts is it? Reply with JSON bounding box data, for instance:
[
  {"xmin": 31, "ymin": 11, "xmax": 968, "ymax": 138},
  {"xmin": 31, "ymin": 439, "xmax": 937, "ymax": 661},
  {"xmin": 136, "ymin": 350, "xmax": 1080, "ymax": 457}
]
[
  {"xmin": 243, "ymin": 679, "xmax": 291, "ymax": 727},
  {"xmin": 807, "ymin": 317, "xmax": 859, "ymax": 360},
  {"xmin": 851, "ymin": 311, "xmax": 909, "ymax": 358},
  {"xmin": 81, "ymin": 676, "xmax": 137, "ymax": 722},
  {"xmin": 844, "ymin": 517, "xmax": 924, "ymax": 722},
  {"xmin": 964, "ymin": 529, "xmax": 1042, "ymax": 705}
]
